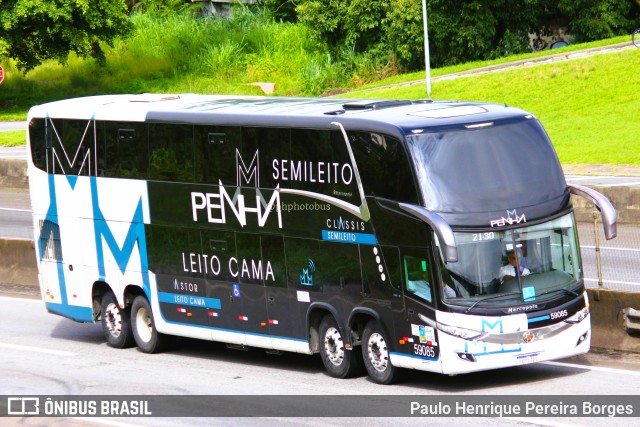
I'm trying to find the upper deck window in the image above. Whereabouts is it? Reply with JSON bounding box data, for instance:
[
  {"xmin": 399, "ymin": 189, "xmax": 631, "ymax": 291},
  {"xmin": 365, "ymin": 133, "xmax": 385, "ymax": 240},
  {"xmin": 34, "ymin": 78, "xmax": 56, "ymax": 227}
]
[{"xmin": 406, "ymin": 118, "xmax": 566, "ymax": 214}]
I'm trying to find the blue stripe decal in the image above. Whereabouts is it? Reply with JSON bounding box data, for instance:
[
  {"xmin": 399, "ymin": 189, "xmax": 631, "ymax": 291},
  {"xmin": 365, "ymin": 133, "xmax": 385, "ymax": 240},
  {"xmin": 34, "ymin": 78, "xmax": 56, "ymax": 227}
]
[
  {"xmin": 321, "ymin": 230, "xmax": 377, "ymax": 245},
  {"xmin": 90, "ymin": 177, "xmax": 151, "ymax": 299},
  {"xmin": 528, "ymin": 315, "xmax": 551, "ymax": 323},
  {"xmin": 158, "ymin": 292, "xmax": 221, "ymax": 309},
  {"xmin": 45, "ymin": 302, "xmax": 93, "ymax": 323},
  {"xmin": 390, "ymin": 351, "xmax": 439, "ymax": 362}
]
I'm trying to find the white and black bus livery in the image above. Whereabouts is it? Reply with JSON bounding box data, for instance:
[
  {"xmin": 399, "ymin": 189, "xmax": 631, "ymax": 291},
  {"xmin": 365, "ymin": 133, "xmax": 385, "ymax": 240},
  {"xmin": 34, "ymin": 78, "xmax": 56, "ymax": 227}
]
[{"xmin": 27, "ymin": 95, "xmax": 616, "ymax": 383}]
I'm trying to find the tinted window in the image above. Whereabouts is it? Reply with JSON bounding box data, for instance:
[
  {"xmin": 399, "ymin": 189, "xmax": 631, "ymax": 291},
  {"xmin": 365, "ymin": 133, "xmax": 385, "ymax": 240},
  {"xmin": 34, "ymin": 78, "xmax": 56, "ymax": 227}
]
[
  {"xmin": 28, "ymin": 118, "xmax": 46, "ymax": 172},
  {"xmin": 242, "ymin": 127, "xmax": 290, "ymax": 189},
  {"xmin": 97, "ymin": 121, "xmax": 148, "ymax": 179},
  {"xmin": 406, "ymin": 118, "xmax": 566, "ymax": 213},
  {"xmin": 194, "ymin": 125, "xmax": 241, "ymax": 185},
  {"xmin": 404, "ymin": 254, "xmax": 433, "ymax": 303},
  {"xmin": 30, "ymin": 119, "xmax": 95, "ymax": 176},
  {"xmin": 149, "ymin": 123, "xmax": 194, "ymax": 182},
  {"xmin": 285, "ymin": 129, "xmax": 359, "ymax": 205},
  {"xmin": 350, "ymin": 131, "xmax": 418, "ymax": 203}
]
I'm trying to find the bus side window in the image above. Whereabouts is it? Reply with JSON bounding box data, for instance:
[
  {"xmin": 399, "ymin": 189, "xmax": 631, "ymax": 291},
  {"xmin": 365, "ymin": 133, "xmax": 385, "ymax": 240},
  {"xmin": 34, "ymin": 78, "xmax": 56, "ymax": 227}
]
[
  {"xmin": 98, "ymin": 121, "xmax": 149, "ymax": 179},
  {"xmin": 349, "ymin": 131, "xmax": 418, "ymax": 204},
  {"xmin": 194, "ymin": 125, "xmax": 241, "ymax": 185},
  {"xmin": 46, "ymin": 119, "xmax": 94, "ymax": 176},
  {"xmin": 28, "ymin": 118, "xmax": 47, "ymax": 172},
  {"xmin": 149, "ymin": 123, "xmax": 194, "ymax": 182},
  {"xmin": 243, "ymin": 126, "xmax": 290, "ymax": 189},
  {"xmin": 403, "ymin": 255, "xmax": 433, "ymax": 303}
]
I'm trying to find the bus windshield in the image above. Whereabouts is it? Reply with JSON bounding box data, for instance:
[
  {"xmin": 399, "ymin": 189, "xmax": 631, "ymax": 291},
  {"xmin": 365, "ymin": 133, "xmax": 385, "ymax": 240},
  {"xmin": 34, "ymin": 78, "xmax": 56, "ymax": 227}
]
[
  {"xmin": 406, "ymin": 118, "xmax": 566, "ymax": 214},
  {"xmin": 438, "ymin": 213, "xmax": 582, "ymax": 309}
]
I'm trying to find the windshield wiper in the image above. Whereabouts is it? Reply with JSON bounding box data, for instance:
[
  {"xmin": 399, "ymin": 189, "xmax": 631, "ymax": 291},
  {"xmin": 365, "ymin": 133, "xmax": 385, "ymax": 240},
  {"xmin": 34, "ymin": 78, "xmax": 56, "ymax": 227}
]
[
  {"xmin": 464, "ymin": 292, "xmax": 522, "ymax": 314},
  {"xmin": 535, "ymin": 288, "xmax": 580, "ymax": 299}
]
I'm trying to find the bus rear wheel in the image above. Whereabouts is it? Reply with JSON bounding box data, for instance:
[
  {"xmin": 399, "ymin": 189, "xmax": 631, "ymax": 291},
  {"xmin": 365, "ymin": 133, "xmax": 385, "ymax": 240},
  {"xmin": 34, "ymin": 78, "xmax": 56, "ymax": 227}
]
[
  {"xmin": 319, "ymin": 315, "xmax": 362, "ymax": 378},
  {"xmin": 101, "ymin": 291, "xmax": 134, "ymax": 348},
  {"xmin": 362, "ymin": 320, "xmax": 398, "ymax": 384},
  {"xmin": 131, "ymin": 296, "xmax": 167, "ymax": 353}
]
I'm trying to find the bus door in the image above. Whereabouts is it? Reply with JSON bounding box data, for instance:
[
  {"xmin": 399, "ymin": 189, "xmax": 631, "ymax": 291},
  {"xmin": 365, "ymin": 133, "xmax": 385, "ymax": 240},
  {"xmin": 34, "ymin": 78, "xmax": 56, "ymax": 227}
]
[
  {"xmin": 398, "ymin": 248, "xmax": 440, "ymax": 363},
  {"xmin": 360, "ymin": 245, "xmax": 403, "ymax": 341},
  {"xmin": 200, "ymin": 230, "xmax": 247, "ymax": 346}
]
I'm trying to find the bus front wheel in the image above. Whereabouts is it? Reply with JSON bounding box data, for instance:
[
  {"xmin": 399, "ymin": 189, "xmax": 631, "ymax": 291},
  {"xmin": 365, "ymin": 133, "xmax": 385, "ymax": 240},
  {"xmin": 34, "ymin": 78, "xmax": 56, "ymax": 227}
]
[
  {"xmin": 101, "ymin": 291, "xmax": 134, "ymax": 348},
  {"xmin": 362, "ymin": 320, "xmax": 398, "ymax": 384},
  {"xmin": 319, "ymin": 315, "xmax": 362, "ymax": 378},
  {"xmin": 131, "ymin": 296, "xmax": 167, "ymax": 353}
]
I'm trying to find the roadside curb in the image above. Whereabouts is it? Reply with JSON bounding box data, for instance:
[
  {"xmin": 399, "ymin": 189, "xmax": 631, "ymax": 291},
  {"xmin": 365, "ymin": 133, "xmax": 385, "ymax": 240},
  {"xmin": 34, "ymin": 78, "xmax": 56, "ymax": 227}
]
[{"xmin": 0, "ymin": 158, "xmax": 28, "ymax": 189}]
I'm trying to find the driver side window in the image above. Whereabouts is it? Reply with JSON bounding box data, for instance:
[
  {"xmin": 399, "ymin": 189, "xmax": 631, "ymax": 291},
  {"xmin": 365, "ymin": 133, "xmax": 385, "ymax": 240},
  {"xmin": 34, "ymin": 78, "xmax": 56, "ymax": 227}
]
[{"xmin": 404, "ymin": 255, "xmax": 433, "ymax": 303}]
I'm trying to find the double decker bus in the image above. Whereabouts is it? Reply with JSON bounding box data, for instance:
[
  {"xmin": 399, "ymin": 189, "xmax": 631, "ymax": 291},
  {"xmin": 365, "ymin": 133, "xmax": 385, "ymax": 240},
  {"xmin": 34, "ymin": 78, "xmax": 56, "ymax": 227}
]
[{"xmin": 27, "ymin": 95, "xmax": 616, "ymax": 384}]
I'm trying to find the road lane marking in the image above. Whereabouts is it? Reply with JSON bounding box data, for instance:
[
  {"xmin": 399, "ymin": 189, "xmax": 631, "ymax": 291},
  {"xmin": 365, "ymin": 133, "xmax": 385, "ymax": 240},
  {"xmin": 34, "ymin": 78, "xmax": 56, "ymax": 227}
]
[
  {"xmin": 503, "ymin": 418, "xmax": 581, "ymax": 427},
  {"xmin": 566, "ymin": 175, "xmax": 620, "ymax": 181},
  {"xmin": 0, "ymin": 342, "xmax": 78, "ymax": 356},
  {"xmin": 604, "ymin": 181, "xmax": 640, "ymax": 187},
  {"xmin": 584, "ymin": 278, "xmax": 640, "ymax": 287},
  {"xmin": 0, "ymin": 207, "xmax": 32, "ymax": 212},
  {"xmin": 542, "ymin": 360, "xmax": 640, "ymax": 376},
  {"xmin": 0, "ymin": 295, "xmax": 42, "ymax": 303},
  {"xmin": 74, "ymin": 418, "xmax": 146, "ymax": 427},
  {"xmin": 581, "ymin": 245, "xmax": 640, "ymax": 253}
]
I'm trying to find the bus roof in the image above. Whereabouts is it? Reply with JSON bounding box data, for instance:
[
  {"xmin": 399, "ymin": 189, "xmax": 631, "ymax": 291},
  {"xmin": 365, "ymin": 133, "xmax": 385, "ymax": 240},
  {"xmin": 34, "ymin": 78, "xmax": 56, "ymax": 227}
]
[{"xmin": 28, "ymin": 94, "xmax": 532, "ymax": 138}]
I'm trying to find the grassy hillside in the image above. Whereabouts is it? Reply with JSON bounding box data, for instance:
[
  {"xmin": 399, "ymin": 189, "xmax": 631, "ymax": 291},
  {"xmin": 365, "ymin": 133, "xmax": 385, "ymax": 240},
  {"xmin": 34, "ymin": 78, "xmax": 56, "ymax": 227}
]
[
  {"xmin": 345, "ymin": 46, "xmax": 640, "ymax": 165},
  {"xmin": 0, "ymin": 10, "xmax": 637, "ymax": 166}
]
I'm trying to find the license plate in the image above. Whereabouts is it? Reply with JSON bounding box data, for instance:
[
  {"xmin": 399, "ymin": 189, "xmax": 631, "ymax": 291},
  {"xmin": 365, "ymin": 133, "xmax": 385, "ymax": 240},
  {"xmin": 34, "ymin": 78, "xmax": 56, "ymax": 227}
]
[{"xmin": 515, "ymin": 352, "xmax": 540, "ymax": 365}]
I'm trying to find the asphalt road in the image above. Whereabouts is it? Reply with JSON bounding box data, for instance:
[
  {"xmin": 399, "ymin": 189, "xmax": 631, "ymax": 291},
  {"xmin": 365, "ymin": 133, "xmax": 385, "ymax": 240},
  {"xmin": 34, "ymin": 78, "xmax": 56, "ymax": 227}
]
[
  {"xmin": 1, "ymin": 295, "xmax": 640, "ymax": 426},
  {"xmin": 0, "ymin": 121, "xmax": 26, "ymax": 132},
  {"xmin": 0, "ymin": 187, "xmax": 32, "ymax": 239}
]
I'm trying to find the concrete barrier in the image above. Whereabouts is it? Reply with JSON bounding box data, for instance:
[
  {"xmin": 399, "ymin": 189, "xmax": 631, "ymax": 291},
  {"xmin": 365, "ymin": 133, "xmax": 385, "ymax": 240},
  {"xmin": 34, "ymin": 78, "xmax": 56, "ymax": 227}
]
[
  {"xmin": 0, "ymin": 238, "xmax": 39, "ymax": 292},
  {"xmin": 0, "ymin": 158, "xmax": 28, "ymax": 189},
  {"xmin": 572, "ymin": 186, "xmax": 640, "ymax": 225},
  {"xmin": 587, "ymin": 289, "xmax": 640, "ymax": 353}
]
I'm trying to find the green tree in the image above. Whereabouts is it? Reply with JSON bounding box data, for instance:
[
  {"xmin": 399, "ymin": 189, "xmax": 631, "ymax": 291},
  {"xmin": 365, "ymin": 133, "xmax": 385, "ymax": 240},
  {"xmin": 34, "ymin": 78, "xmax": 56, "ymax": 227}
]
[
  {"xmin": 296, "ymin": 0, "xmax": 542, "ymax": 69},
  {"xmin": 262, "ymin": 0, "xmax": 299, "ymax": 22},
  {"xmin": 558, "ymin": 0, "xmax": 634, "ymax": 42},
  {"xmin": 0, "ymin": 0, "xmax": 132, "ymax": 71}
]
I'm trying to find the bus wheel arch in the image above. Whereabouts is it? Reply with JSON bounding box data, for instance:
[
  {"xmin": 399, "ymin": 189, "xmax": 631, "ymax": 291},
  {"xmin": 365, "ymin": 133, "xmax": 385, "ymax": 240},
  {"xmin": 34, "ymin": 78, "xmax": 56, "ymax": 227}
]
[
  {"xmin": 91, "ymin": 281, "xmax": 110, "ymax": 322},
  {"xmin": 307, "ymin": 304, "xmax": 342, "ymax": 353}
]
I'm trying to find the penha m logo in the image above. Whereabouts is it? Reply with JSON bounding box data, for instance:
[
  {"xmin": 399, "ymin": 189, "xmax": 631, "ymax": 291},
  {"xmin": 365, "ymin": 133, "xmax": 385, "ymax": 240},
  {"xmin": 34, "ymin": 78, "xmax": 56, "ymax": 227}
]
[
  {"xmin": 236, "ymin": 149, "xmax": 259, "ymax": 187},
  {"xmin": 490, "ymin": 209, "xmax": 527, "ymax": 228},
  {"xmin": 46, "ymin": 119, "xmax": 94, "ymax": 176}
]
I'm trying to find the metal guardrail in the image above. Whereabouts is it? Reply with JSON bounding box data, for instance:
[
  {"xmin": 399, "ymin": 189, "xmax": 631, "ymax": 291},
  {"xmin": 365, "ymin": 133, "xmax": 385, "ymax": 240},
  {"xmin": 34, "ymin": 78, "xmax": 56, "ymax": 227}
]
[{"xmin": 580, "ymin": 211, "xmax": 640, "ymax": 292}]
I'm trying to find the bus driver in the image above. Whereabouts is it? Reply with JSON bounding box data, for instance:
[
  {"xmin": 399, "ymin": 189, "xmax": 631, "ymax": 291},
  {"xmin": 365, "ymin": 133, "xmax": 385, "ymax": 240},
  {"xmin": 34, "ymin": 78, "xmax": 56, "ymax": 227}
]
[{"xmin": 499, "ymin": 250, "xmax": 530, "ymax": 281}]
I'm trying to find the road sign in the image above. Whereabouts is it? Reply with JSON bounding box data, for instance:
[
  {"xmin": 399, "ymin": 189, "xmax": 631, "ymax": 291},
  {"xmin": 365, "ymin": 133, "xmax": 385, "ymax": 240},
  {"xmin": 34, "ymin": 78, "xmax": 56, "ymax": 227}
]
[{"xmin": 0, "ymin": 65, "xmax": 4, "ymax": 84}]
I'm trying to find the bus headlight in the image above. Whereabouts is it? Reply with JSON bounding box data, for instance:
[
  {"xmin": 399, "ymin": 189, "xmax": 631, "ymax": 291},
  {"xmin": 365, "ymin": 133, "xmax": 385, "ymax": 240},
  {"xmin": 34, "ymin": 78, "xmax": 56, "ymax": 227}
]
[
  {"xmin": 436, "ymin": 322, "xmax": 489, "ymax": 341},
  {"xmin": 564, "ymin": 306, "xmax": 589, "ymax": 324},
  {"xmin": 418, "ymin": 313, "xmax": 489, "ymax": 341}
]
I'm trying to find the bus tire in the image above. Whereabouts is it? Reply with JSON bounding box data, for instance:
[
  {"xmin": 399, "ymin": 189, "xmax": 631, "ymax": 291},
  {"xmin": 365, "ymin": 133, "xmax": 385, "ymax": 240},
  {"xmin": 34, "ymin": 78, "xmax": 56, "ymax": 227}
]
[
  {"xmin": 362, "ymin": 319, "xmax": 398, "ymax": 384},
  {"xmin": 101, "ymin": 291, "xmax": 134, "ymax": 348},
  {"xmin": 319, "ymin": 315, "xmax": 362, "ymax": 378},
  {"xmin": 131, "ymin": 296, "xmax": 167, "ymax": 353}
]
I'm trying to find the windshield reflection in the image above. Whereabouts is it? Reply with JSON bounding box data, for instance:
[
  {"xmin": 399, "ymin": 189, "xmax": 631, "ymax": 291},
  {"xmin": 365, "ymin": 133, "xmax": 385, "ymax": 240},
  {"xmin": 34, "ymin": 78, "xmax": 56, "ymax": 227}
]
[{"xmin": 438, "ymin": 213, "xmax": 582, "ymax": 309}]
